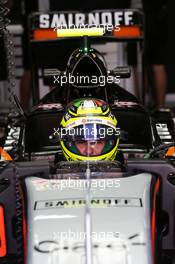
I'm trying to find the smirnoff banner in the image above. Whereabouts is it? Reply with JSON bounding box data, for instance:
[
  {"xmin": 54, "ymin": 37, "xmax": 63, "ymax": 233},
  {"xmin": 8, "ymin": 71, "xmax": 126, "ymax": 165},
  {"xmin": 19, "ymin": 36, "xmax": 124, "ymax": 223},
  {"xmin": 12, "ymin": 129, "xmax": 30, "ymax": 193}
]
[{"xmin": 30, "ymin": 9, "xmax": 143, "ymax": 30}]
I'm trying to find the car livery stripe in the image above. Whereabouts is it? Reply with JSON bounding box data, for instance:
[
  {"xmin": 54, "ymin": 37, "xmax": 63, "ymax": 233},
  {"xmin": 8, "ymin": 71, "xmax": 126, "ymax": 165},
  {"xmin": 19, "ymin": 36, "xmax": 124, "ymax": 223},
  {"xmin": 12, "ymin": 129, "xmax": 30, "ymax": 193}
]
[
  {"xmin": 0, "ymin": 205, "xmax": 7, "ymax": 257},
  {"xmin": 151, "ymin": 178, "xmax": 160, "ymax": 264}
]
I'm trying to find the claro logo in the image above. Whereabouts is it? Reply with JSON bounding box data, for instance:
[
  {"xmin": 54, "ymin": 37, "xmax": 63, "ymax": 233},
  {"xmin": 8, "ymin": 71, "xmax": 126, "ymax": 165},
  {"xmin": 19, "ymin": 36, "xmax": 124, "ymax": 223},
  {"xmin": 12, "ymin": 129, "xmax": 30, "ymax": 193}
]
[{"xmin": 0, "ymin": 147, "xmax": 13, "ymax": 161}]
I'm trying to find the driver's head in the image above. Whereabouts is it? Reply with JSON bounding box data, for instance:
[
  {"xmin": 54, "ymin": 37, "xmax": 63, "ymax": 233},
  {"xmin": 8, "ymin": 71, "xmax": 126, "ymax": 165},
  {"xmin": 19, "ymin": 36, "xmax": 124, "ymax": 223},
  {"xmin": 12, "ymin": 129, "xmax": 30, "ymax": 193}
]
[
  {"xmin": 60, "ymin": 98, "xmax": 120, "ymax": 161},
  {"xmin": 75, "ymin": 139, "xmax": 106, "ymax": 156}
]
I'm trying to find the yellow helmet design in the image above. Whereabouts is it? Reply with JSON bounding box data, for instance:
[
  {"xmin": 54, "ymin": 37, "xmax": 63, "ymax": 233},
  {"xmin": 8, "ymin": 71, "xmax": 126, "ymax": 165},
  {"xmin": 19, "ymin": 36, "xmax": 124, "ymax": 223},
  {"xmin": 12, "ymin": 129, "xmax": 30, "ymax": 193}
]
[{"xmin": 60, "ymin": 98, "xmax": 120, "ymax": 161}]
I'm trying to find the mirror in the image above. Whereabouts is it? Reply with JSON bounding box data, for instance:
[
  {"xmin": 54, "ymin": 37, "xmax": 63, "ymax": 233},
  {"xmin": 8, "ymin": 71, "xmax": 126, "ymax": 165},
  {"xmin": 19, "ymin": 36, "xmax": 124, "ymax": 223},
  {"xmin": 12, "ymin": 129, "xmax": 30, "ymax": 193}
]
[{"xmin": 109, "ymin": 66, "xmax": 131, "ymax": 78}]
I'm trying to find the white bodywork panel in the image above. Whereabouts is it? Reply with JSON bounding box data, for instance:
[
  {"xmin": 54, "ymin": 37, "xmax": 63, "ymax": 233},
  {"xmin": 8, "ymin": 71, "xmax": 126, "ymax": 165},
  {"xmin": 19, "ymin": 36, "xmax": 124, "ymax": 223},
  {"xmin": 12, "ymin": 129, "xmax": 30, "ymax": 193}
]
[{"xmin": 25, "ymin": 173, "xmax": 153, "ymax": 264}]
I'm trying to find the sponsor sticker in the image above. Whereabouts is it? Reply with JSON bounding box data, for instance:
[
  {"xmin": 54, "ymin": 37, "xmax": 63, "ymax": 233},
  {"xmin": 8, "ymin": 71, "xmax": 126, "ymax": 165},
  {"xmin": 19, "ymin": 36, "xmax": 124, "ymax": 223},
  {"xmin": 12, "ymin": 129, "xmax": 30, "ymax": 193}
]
[{"xmin": 34, "ymin": 198, "xmax": 142, "ymax": 210}]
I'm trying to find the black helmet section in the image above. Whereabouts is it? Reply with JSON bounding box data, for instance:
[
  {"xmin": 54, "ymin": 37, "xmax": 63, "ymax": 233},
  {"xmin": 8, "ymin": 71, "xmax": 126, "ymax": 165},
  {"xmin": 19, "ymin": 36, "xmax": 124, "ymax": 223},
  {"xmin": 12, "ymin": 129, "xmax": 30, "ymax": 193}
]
[{"xmin": 66, "ymin": 46, "xmax": 108, "ymax": 89}]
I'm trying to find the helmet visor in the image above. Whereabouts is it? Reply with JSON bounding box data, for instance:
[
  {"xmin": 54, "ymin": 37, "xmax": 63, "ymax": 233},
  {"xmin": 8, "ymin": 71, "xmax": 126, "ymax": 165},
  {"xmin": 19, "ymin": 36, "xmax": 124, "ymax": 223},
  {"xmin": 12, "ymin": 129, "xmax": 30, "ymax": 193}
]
[{"xmin": 63, "ymin": 124, "xmax": 119, "ymax": 157}]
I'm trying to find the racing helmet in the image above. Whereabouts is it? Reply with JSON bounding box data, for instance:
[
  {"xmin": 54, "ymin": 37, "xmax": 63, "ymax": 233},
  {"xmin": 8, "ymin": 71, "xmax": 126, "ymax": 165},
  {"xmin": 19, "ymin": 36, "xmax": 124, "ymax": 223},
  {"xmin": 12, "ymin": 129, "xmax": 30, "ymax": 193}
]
[{"xmin": 60, "ymin": 98, "xmax": 120, "ymax": 161}]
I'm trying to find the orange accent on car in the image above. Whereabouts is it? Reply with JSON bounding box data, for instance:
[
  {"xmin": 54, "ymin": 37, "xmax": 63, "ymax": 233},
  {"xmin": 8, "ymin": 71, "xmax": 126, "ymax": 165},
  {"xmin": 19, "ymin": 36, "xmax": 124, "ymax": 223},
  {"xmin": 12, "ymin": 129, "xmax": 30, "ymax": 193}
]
[
  {"xmin": 0, "ymin": 147, "xmax": 12, "ymax": 161},
  {"xmin": 165, "ymin": 146, "xmax": 175, "ymax": 157},
  {"xmin": 151, "ymin": 178, "xmax": 160, "ymax": 263},
  {"xmin": 33, "ymin": 29, "xmax": 57, "ymax": 40},
  {"xmin": 33, "ymin": 26, "xmax": 142, "ymax": 40},
  {"xmin": 113, "ymin": 26, "xmax": 142, "ymax": 38},
  {"xmin": 0, "ymin": 205, "xmax": 7, "ymax": 257}
]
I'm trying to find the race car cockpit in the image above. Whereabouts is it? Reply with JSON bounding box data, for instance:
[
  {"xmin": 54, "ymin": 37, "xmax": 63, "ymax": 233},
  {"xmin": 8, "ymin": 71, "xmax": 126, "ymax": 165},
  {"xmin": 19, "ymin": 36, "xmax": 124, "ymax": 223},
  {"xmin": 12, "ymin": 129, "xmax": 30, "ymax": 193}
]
[{"xmin": 1, "ymin": 8, "xmax": 175, "ymax": 264}]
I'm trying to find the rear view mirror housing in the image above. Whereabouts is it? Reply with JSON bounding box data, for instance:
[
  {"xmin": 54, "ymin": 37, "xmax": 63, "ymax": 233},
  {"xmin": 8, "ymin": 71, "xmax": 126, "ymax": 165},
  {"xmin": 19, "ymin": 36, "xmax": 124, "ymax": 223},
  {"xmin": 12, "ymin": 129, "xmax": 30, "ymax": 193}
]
[
  {"xmin": 43, "ymin": 68, "xmax": 62, "ymax": 85},
  {"xmin": 109, "ymin": 66, "xmax": 131, "ymax": 78}
]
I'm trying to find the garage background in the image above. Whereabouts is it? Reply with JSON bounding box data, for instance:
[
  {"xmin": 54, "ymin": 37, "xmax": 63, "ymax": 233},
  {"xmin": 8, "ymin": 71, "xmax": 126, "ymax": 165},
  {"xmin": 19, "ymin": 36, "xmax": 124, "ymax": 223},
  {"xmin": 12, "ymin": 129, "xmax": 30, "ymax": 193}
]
[{"xmin": 0, "ymin": 0, "xmax": 171, "ymax": 113}]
